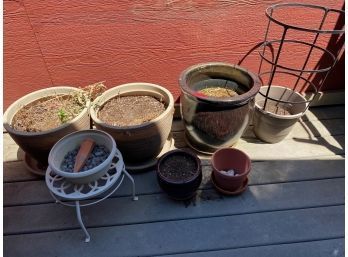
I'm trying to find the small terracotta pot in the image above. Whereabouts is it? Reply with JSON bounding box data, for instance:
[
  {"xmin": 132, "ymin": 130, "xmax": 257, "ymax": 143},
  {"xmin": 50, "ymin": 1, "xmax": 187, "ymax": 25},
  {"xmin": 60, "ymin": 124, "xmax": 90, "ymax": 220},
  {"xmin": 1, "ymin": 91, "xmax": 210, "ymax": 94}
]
[
  {"xmin": 212, "ymin": 148, "xmax": 251, "ymax": 192},
  {"xmin": 157, "ymin": 149, "xmax": 202, "ymax": 200}
]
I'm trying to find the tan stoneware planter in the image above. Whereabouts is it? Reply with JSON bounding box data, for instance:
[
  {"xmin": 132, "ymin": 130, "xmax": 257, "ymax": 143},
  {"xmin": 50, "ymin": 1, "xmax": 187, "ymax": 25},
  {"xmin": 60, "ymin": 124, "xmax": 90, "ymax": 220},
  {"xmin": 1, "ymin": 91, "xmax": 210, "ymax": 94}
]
[
  {"xmin": 3, "ymin": 86, "xmax": 91, "ymax": 168},
  {"xmin": 212, "ymin": 148, "xmax": 251, "ymax": 194},
  {"xmin": 90, "ymin": 82, "xmax": 174, "ymax": 167},
  {"xmin": 253, "ymin": 86, "xmax": 308, "ymax": 143}
]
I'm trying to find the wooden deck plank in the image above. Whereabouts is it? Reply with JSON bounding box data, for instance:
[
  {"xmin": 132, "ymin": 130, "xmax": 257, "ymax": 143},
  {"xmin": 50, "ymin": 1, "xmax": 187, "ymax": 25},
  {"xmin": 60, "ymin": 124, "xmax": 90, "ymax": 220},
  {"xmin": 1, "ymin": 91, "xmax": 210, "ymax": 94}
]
[
  {"xmin": 4, "ymin": 158, "xmax": 345, "ymax": 206},
  {"xmin": 235, "ymin": 135, "xmax": 345, "ymax": 161},
  {"xmin": 4, "ymin": 178, "xmax": 344, "ymax": 234},
  {"xmin": 158, "ymin": 238, "xmax": 344, "ymax": 257},
  {"xmin": 247, "ymin": 118, "xmax": 345, "ymax": 139},
  {"xmin": 4, "ymin": 205, "xmax": 344, "ymax": 257},
  {"xmin": 3, "ymin": 133, "xmax": 24, "ymax": 162},
  {"xmin": 301, "ymin": 105, "xmax": 345, "ymax": 121},
  {"xmin": 173, "ymin": 134, "xmax": 345, "ymax": 160},
  {"xmin": 4, "ymin": 131, "xmax": 344, "ymax": 163},
  {"xmin": 3, "ymin": 161, "xmax": 41, "ymax": 182}
]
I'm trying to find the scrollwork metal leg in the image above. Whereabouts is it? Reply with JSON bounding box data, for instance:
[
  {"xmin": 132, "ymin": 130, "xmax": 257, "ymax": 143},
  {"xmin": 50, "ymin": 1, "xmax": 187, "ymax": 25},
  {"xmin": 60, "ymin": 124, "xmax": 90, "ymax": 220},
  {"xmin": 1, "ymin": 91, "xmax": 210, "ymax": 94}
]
[
  {"xmin": 123, "ymin": 169, "xmax": 138, "ymax": 201},
  {"xmin": 75, "ymin": 201, "xmax": 91, "ymax": 243}
]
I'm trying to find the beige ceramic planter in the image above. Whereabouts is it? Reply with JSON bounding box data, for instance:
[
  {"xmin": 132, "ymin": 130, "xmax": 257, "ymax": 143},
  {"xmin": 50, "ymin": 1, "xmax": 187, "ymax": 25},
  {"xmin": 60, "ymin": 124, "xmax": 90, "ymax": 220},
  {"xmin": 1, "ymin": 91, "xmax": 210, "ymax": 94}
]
[
  {"xmin": 253, "ymin": 86, "xmax": 308, "ymax": 143},
  {"xmin": 3, "ymin": 86, "xmax": 91, "ymax": 166},
  {"xmin": 90, "ymin": 82, "xmax": 174, "ymax": 165}
]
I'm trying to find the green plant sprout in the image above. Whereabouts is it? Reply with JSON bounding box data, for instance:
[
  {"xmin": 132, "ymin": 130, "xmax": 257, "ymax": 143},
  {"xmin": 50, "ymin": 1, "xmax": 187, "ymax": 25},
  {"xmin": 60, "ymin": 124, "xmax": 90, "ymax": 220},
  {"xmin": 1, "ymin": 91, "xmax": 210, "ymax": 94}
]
[{"xmin": 58, "ymin": 108, "xmax": 69, "ymax": 123}]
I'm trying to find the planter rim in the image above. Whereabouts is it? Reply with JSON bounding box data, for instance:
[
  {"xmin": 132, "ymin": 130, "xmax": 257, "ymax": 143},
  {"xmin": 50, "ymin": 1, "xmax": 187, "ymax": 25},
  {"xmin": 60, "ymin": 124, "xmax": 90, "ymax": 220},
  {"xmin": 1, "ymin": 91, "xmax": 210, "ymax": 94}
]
[
  {"xmin": 48, "ymin": 129, "xmax": 117, "ymax": 179},
  {"xmin": 212, "ymin": 148, "xmax": 251, "ymax": 177},
  {"xmin": 179, "ymin": 62, "xmax": 261, "ymax": 106},
  {"xmin": 157, "ymin": 149, "xmax": 202, "ymax": 184},
  {"xmin": 3, "ymin": 86, "xmax": 89, "ymax": 136},
  {"xmin": 90, "ymin": 82, "xmax": 174, "ymax": 130},
  {"xmin": 255, "ymin": 85, "xmax": 308, "ymax": 120}
]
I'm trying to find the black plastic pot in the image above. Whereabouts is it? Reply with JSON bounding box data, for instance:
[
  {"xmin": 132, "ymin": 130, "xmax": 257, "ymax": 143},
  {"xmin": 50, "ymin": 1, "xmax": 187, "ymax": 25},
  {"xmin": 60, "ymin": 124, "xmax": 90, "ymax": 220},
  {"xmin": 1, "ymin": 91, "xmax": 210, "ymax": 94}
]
[
  {"xmin": 156, "ymin": 149, "xmax": 202, "ymax": 200},
  {"xmin": 179, "ymin": 62, "xmax": 261, "ymax": 154}
]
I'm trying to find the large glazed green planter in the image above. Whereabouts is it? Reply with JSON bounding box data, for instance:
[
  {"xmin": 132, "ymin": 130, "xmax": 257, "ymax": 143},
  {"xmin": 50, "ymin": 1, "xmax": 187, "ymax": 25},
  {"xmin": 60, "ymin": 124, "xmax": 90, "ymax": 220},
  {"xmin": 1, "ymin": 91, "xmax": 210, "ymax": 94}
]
[{"xmin": 179, "ymin": 62, "xmax": 261, "ymax": 154}]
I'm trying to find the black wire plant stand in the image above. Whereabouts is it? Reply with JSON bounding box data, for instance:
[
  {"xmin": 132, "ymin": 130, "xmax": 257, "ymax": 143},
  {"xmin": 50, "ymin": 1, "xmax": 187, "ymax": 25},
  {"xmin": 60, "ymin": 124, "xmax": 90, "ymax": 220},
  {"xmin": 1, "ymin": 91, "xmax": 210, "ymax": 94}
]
[{"xmin": 257, "ymin": 3, "xmax": 345, "ymax": 115}]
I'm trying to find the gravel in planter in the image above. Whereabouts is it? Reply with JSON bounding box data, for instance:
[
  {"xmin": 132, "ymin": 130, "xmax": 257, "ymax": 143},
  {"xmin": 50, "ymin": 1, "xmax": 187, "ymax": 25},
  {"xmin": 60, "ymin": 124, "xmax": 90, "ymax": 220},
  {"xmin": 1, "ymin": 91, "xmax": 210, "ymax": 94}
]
[
  {"xmin": 61, "ymin": 144, "xmax": 110, "ymax": 172},
  {"xmin": 97, "ymin": 95, "xmax": 166, "ymax": 127},
  {"xmin": 160, "ymin": 154, "xmax": 198, "ymax": 181},
  {"xmin": 198, "ymin": 87, "xmax": 238, "ymax": 98}
]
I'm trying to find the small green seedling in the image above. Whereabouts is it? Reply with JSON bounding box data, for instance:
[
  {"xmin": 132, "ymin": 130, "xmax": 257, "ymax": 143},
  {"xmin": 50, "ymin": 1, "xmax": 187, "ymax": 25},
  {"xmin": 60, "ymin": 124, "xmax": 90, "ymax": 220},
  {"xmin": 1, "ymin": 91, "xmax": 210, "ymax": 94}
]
[{"xmin": 58, "ymin": 108, "xmax": 69, "ymax": 123}]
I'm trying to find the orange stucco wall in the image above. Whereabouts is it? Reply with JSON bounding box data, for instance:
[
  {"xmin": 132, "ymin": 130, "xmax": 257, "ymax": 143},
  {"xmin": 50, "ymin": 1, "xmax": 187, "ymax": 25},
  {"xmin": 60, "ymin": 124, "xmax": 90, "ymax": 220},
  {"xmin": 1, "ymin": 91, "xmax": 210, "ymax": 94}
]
[{"xmin": 4, "ymin": 0, "xmax": 344, "ymax": 109}]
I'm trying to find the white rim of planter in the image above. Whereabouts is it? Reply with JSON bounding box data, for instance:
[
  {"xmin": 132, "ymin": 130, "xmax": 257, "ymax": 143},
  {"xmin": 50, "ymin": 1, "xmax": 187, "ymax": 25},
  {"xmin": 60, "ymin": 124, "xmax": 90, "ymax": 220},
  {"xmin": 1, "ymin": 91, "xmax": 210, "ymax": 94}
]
[
  {"xmin": 90, "ymin": 82, "xmax": 174, "ymax": 130},
  {"xmin": 255, "ymin": 86, "xmax": 308, "ymax": 120},
  {"xmin": 3, "ymin": 86, "xmax": 90, "ymax": 136},
  {"xmin": 48, "ymin": 130, "xmax": 117, "ymax": 180}
]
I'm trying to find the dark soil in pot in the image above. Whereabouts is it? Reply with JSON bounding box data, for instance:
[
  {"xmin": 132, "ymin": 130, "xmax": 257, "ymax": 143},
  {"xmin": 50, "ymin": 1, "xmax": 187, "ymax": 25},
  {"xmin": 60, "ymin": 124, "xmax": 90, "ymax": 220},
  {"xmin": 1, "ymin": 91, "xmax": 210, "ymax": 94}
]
[
  {"xmin": 11, "ymin": 94, "xmax": 85, "ymax": 132},
  {"xmin": 97, "ymin": 95, "xmax": 166, "ymax": 126},
  {"xmin": 160, "ymin": 154, "xmax": 198, "ymax": 181},
  {"xmin": 157, "ymin": 150, "xmax": 202, "ymax": 200}
]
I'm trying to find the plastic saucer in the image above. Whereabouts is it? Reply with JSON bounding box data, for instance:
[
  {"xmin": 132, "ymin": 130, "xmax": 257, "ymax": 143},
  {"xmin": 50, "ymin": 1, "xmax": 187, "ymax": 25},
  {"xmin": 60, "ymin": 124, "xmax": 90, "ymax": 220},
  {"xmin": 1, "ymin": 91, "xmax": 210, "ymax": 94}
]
[
  {"xmin": 211, "ymin": 173, "xmax": 248, "ymax": 195},
  {"xmin": 23, "ymin": 153, "xmax": 47, "ymax": 177}
]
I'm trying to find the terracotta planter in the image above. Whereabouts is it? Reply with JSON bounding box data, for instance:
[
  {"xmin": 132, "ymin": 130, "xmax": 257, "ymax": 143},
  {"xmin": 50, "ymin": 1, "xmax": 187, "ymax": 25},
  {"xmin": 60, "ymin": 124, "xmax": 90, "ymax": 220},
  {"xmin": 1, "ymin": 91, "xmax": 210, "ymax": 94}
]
[
  {"xmin": 48, "ymin": 130, "xmax": 117, "ymax": 184},
  {"xmin": 253, "ymin": 86, "xmax": 308, "ymax": 143},
  {"xmin": 90, "ymin": 83, "xmax": 174, "ymax": 166},
  {"xmin": 3, "ymin": 86, "xmax": 90, "ymax": 166},
  {"xmin": 179, "ymin": 62, "xmax": 261, "ymax": 154},
  {"xmin": 212, "ymin": 148, "xmax": 251, "ymax": 193},
  {"xmin": 157, "ymin": 149, "xmax": 202, "ymax": 200}
]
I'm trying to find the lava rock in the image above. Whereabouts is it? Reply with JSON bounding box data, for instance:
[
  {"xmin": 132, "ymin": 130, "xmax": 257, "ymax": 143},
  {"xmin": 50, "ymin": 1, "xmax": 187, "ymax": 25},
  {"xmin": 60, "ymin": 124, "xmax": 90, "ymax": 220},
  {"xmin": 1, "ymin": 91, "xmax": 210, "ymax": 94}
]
[{"xmin": 60, "ymin": 144, "xmax": 110, "ymax": 172}]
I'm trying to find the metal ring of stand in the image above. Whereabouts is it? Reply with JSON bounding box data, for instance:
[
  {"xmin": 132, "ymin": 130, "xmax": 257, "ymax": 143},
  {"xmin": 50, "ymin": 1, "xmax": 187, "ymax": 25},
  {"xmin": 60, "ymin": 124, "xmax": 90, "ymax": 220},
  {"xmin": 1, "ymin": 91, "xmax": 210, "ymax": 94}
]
[{"xmin": 45, "ymin": 154, "xmax": 138, "ymax": 243}]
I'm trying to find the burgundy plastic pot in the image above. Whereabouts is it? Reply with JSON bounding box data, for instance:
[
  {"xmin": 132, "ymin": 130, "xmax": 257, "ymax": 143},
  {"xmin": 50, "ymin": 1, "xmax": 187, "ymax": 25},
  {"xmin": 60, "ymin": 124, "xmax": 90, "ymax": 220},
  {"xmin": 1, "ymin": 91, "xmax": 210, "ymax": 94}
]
[
  {"xmin": 156, "ymin": 149, "xmax": 202, "ymax": 200},
  {"xmin": 212, "ymin": 148, "xmax": 251, "ymax": 192}
]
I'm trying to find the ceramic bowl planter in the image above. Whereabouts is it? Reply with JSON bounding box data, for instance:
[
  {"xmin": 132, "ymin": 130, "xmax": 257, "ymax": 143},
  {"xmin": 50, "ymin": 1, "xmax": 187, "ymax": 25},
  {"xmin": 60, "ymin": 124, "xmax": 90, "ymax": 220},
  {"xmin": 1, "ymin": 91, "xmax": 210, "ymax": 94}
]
[
  {"xmin": 211, "ymin": 148, "xmax": 251, "ymax": 194},
  {"xmin": 3, "ymin": 86, "xmax": 91, "ymax": 171},
  {"xmin": 253, "ymin": 86, "xmax": 308, "ymax": 143},
  {"xmin": 90, "ymin": 83, "xmax": 174, "ymax": 170},
  {"xmin": 179, "ymin": 62, "xmax": 261, "ymax": 154},
  {"xmin": 157, "ymin": 149, "xmax": 202, "ymax": 200},
  {"xmin": 48, "ymin": 130, "xmax": 117, "ymax": 184}
]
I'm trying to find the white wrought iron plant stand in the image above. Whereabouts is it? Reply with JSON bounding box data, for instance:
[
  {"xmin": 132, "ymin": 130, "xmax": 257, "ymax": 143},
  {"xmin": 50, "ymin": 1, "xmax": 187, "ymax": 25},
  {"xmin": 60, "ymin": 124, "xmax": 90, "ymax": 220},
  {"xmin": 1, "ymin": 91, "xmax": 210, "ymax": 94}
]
[{"xmin": 45, "ymin": 149, "xmax": 138, "ymax": 243}]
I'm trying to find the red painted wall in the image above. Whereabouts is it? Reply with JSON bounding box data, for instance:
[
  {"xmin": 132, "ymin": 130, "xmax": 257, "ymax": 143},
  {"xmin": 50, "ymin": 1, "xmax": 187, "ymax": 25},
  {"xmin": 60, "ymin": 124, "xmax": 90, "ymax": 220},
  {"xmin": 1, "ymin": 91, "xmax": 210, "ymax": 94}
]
[{"xmin": 4, "ymin": 0, "xmax": 344, "ymax": 109}]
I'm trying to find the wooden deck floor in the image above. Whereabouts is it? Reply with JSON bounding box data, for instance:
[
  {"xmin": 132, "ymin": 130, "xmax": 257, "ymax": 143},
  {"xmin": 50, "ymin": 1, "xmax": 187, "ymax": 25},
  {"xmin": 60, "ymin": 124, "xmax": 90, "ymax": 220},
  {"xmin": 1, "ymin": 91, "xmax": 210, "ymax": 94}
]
[{"xmin": 3, "ymin": 105, "xmax": 345, "ymax": 257}]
